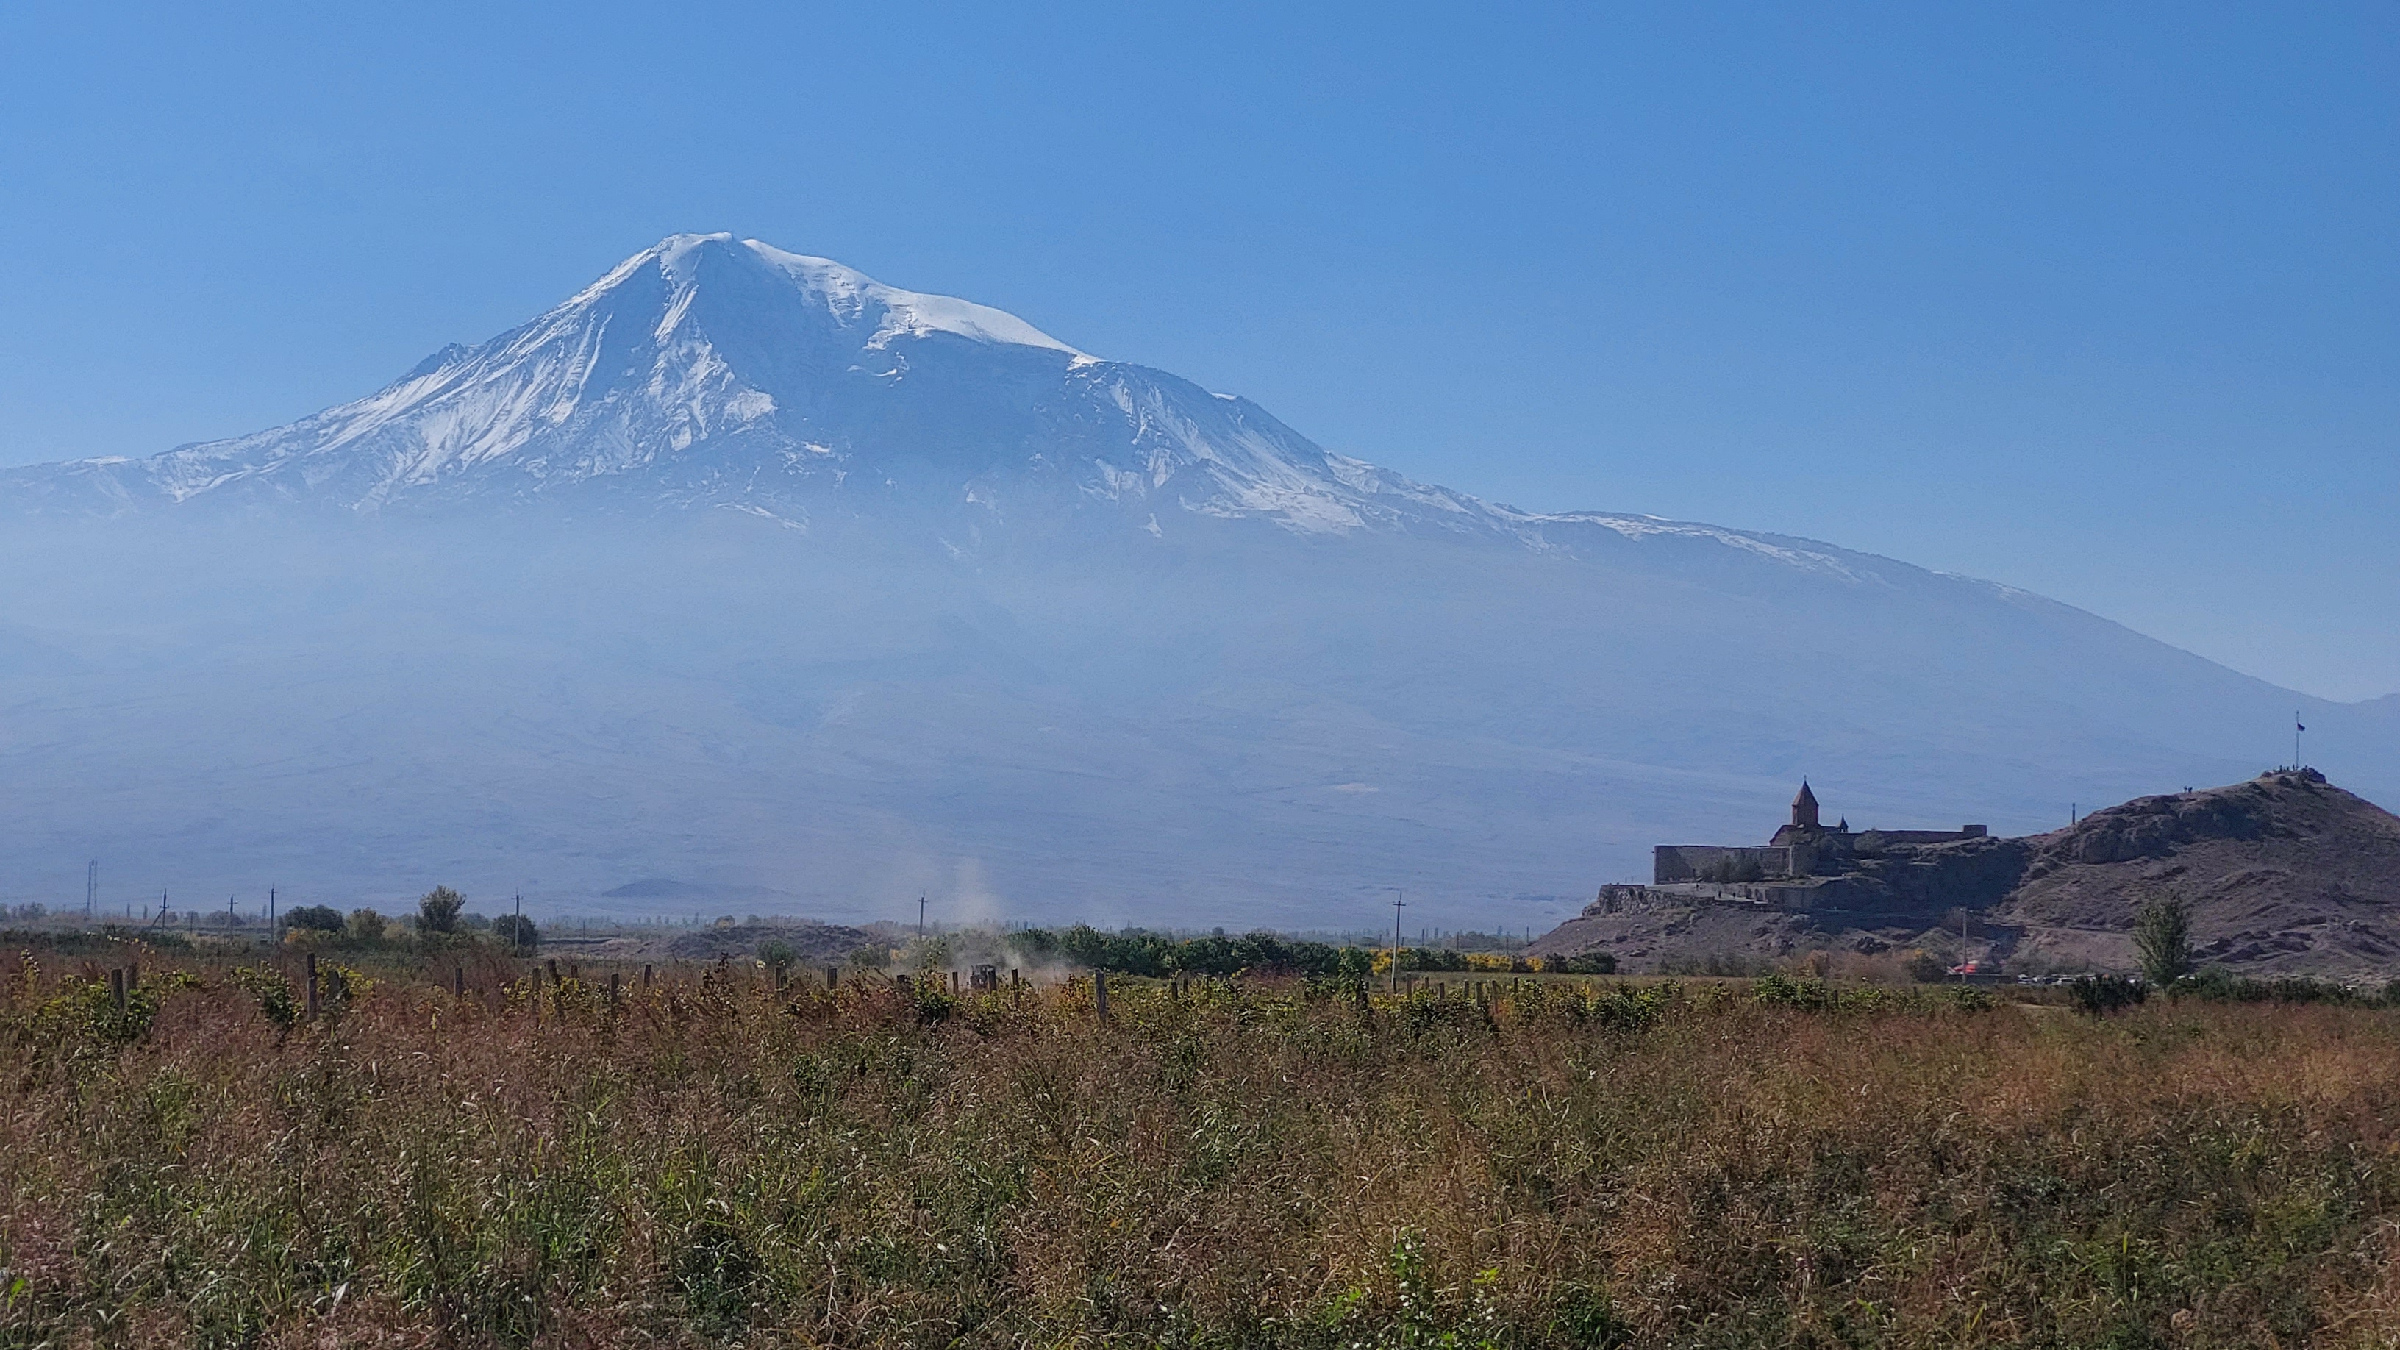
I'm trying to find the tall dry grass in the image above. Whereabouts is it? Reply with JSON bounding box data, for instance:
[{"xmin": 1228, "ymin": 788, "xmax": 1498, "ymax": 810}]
[{"xmin": 5, "ymin": 956, "xmax": 2400, "ymax": 1348}]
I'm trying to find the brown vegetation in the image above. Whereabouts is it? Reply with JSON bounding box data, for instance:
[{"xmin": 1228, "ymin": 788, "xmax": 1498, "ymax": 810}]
[{"xmin": 8, "ymin": 951, "xmax": 2400, "ymax": 1347}]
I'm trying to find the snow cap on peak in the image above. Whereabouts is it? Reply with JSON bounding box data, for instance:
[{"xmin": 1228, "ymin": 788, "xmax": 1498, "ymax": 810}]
[{"xmin": 624, "ymin": 232, "xmax": 1087, "ymax": 358}]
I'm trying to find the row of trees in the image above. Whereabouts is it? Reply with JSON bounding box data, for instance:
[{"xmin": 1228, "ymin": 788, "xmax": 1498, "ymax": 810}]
[
  {"xmin": 997, "ymin": 925, "xmax": 1613, "ymax": 978},
  {"xmin": 280, "ymin": 887, "xmax": 539, "ymax": 951},
  {"xmin": 1007, "ymin": 926, "xmax": 1362, "ymax": 978}
]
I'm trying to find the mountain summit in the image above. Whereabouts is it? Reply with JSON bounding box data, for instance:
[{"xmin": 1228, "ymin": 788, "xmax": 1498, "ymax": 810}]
[
  {"xmin": 7, "ymin": 234, "xmax": 1895, "ymax": 578},
  {"xmin": 10, "ymin": 234, "xmax": 1512, "ymax": 541}
]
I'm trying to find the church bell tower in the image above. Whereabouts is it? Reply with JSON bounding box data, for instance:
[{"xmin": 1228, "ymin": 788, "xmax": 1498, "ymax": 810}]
[{"xmin": 1791, "ymin": 780, "xmax": 1821, "ymax": 832}]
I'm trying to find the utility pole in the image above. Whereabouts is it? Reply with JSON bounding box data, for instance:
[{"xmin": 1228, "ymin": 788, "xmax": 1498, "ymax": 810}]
[
  {"xmin": 1388, "ymin": 888, "xmax": 1405, "ymax": 995},
  {"xmin": 85, "ymin": 860, "xmax": 96, "ymax": 921},
  {"xmin": 918, "ymin": 895, "xmax": 927, "ymax": 940},
  {"xmin": 2295, "ymin": 711, "xmax": 2306, "ymax": 768},
  {"xmin": 268, "ymin": 888, "xmax": 276, "ymax": 944}
]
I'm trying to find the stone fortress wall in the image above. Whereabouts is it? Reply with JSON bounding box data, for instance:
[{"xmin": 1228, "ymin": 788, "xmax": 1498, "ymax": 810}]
[{"xmin": 1652, "ymin": 845, "xmax": 1798, "ymax": 884}]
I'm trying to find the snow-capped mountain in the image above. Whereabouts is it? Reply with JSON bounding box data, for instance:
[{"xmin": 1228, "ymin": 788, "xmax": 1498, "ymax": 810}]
[
  {"xmin": 3, "ymin": 233, "xmax": 1880, "ymax": 574},
  {"xmin": 0, "ymin": 235, "xmax": 2391, "ymax": 928},
  {"xmin": 9, "ymin": 234, "xmax": 1502, "ymax": 538}
]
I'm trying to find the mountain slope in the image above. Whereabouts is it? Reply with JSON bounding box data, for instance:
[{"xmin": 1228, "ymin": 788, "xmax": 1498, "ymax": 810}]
[{"xmin": 0, "ymin": 235, "xmax": 2390, "ymax": 930}]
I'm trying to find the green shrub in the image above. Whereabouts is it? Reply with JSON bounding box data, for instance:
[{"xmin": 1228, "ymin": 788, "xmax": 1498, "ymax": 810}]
[
  {"xmin": 229, "ymin": 965, "xmax": 300, "ymax": 1028},
  {"xmin": 317, "ymin": 960, "xmax": 374, "ymax": 1010},
  {"xmin": 2069, "ymin": 974, "xmax": 2150, "ymax": 1015},
  {"xmin": 283, "ymin": 904, "xmax": 344, "ymax": 932},
  {"xmin": 28, "ymin": 971, "xmax": 166, "ymax": 1045},
  {"xmin": 2134, "ymin": 896, "xmax": 2193, "ymax": 987},
  {"xmin": 416, "ymin": 885, "xmax": 466, "ymax": 935},
  {"xmin": 490, "ymin": 913, "xmax": 538, "ymax": 950}
]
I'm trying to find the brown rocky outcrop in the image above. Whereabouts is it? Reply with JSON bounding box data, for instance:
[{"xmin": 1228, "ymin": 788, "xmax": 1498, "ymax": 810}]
[{"xmin": 1996, "ymin": 769, "xmax": 2400, "ymax": 977}]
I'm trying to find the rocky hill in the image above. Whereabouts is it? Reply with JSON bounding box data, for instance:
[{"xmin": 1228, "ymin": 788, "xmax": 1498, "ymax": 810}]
[
  {"xmin": 1535, "ymin": 770, "xmax": 2400, "ymax": 979},
  {"xmin": 1997, "ymin": 769, "xmax": 2400, "ymax": 977}
]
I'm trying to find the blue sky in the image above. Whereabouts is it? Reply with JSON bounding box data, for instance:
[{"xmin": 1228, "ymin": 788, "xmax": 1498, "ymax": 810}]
[{"xmin": 1, "ymin": 2, "xmax": 2392, "ymax": 698}]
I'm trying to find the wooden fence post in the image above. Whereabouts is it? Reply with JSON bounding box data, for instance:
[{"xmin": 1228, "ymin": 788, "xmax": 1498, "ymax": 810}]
[
  {"xmin": 305, "ymin": 954, "xmax": 320, "ymax": 1020},
  {"xmin": 644, "ymin": 964, "xmax": 654, "ymax": 990},
  {"xmin": 825, "ymin": 965, "xmax": 838, "ymax": 990},
  {"xmin": 453, "ymin": 966, "xmax": 465, "ymax": 998},
  {"xmin": 1093, "ymin": 970, "xmax": 1109, "ymax": 1021},
  {"xmin": 609, "ymin": 972, "xmax": 621, "ymax": 1007},
  {"xmin": 110, "ymin": 968, "xmax": 126, "ymax": 1013}
]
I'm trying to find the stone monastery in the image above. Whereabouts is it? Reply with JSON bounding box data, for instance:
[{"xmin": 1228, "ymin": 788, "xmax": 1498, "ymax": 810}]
[{"xmin": 1652, "ymin": 782, "xmax": 1988, "ymax": 886}]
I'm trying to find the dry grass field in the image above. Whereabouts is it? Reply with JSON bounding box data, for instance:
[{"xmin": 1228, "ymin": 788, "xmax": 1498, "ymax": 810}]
[{"xmin": 7, "ymin": 950, "xmax": 2400, "ymax": 1348}]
